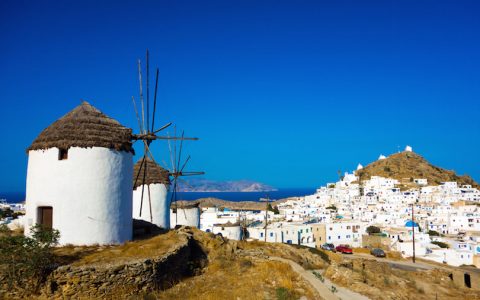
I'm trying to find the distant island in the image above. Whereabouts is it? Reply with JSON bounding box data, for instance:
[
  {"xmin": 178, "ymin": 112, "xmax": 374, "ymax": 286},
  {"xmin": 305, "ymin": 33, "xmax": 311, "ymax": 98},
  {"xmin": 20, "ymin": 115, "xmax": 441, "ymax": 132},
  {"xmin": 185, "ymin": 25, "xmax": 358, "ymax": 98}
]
[{"xmin": 176, "ymin": 179, "xmax": 277, "ymax": 192}]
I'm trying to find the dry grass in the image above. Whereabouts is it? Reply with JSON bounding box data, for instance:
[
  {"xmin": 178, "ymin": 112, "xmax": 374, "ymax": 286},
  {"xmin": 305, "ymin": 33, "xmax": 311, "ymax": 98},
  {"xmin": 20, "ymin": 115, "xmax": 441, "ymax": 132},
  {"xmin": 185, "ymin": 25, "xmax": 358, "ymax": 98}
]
[
  {"xmin": 240, "ymin": 240, "xmax": 329, "ymax": 269},
  {"xmin": 385, "ymin": 251, "xmax": 402, "ymax": 260},
  {"xmin": 71, "ymin": 231, "xmax": 183, "ymax": 266},
  {"xmin": 356, "ymin": 151, "xmax": 478, "ymax": 188},
  {"xmin": 353, "ymin": 247, "xmax": 370, "ymax": 255},
  {"xmin": 154, "ymin": 257, "xmax": 317, "ymax": 300}
]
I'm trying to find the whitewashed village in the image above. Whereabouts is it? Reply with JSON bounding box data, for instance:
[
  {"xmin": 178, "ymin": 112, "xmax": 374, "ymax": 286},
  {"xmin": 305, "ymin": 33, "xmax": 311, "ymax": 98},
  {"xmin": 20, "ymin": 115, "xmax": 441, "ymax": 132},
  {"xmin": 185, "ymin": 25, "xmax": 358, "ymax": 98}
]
[{"xmin": 199, "ymin": 145, "xmax": 480, "ymax": 268}]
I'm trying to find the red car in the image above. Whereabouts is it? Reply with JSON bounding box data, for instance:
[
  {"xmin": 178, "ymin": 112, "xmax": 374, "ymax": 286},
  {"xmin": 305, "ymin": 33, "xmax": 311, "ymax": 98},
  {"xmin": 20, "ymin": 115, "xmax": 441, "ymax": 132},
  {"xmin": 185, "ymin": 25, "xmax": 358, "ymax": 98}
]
[{"xmin": 335, "ymin": 245, "xmax": 353, "ymax": 254}]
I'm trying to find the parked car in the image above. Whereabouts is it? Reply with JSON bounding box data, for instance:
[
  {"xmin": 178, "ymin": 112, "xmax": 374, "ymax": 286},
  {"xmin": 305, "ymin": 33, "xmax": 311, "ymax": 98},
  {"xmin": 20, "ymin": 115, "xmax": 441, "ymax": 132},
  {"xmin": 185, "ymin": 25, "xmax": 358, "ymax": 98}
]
[
  {"xmin": 335, "ymin": 245, "xmax": 353, "ymax": 254},
  {"xmin": 370, "ymin": 248, "xmax": 386, "ymax": 257},
  {"xmin": 321, "ymin": 243, "xmax": 336, "ymax": 252}
]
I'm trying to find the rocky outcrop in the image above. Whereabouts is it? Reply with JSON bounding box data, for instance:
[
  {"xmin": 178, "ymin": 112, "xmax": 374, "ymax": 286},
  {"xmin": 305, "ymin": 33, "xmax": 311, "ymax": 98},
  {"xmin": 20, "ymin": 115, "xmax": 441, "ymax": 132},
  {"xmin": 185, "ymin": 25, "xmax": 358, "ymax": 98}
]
[{"xmin": 42, "ymin": 230, "xmax": 206, "ymax": 298}]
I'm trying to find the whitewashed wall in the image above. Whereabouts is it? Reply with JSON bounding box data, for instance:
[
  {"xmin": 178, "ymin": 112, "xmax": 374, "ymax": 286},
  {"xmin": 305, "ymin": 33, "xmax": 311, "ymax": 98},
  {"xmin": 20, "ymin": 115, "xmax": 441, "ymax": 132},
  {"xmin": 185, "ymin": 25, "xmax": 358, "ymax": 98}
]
[
  {"xmin": 132, "ymin": 183, "xmax": 170, "ymax": 229},
  {"xmin": 170, "ymin": 207, "xmax": 200, "ymax": 228},
  {"xmin": 24, "ymin": 147, "xmax": 133, "ymax": 245},
  {"xmin": 212, "ymin": 225, "xmax": 242, "ymax": 240}
]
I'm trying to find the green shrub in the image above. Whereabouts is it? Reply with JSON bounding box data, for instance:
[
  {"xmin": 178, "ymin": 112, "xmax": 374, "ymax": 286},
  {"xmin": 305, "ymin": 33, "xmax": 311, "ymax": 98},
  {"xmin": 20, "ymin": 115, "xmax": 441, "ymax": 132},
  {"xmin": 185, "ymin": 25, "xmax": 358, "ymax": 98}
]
[
  {"xmin": 267, "ymin": 203, "xmax": 280, "ymax": 215},
  {"xmin": 431, "ymin": 241, "xmax": 449, "ymax": 248},
  {"xmin": 0, "ymin": 208, "xmax": 13, "ymax": 219},
  {"xmin": 428, "ymin": 230, "xmax": 440, "ymax": 236},
  {"xmin": 0, "ymin": 224, "xmax": 60, "ymax": 294},
  {"xmin": 312, "ymin": 271, "xmax": 325, "ymax": 282},
  {"xmin": 276, "ymin": 287, "xmax": 295, "ymax": 300},
  {"xmin": 366, "ymin": 226, "xmax": 381, "ymax": 235}
]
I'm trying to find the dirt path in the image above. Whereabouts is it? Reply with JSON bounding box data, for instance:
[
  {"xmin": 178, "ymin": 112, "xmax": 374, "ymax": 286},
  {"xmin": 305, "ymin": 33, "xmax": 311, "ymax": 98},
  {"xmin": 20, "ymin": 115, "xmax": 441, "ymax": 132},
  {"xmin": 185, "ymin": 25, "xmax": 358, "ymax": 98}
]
[{"xmin": 270, "ymin": 257, "xmax": 370, "ymax": 300}]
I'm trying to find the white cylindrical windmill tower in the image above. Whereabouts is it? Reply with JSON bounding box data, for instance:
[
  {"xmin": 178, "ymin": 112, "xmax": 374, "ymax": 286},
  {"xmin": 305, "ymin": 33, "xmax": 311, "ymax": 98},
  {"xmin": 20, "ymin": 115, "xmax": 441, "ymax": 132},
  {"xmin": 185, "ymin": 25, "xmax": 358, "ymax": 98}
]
[
  {"xmin": 170, "ymin": 202, "xmax": 201, "ymax": 228},
  {"xmin": 132, "ymin": 158, "xmax": 171, "ymax": 228},
  {"xmin": 24, "ymin": 101, "xmax": 134, "ymax": 245}
]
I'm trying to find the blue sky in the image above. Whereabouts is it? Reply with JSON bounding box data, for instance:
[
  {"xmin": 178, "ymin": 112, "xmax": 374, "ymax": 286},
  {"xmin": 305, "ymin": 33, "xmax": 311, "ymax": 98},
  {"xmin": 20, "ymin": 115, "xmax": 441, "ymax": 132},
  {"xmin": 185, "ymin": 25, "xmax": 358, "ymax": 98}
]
[{"xmin": 1, "ymin": 0, "xmax": 479, "ymax": 193}]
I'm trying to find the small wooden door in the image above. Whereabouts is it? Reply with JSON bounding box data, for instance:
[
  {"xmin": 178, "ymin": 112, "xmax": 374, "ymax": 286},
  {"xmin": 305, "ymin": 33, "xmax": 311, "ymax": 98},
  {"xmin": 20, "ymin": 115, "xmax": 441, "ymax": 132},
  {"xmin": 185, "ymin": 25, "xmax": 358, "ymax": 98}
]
[{"xmin": 38, "ymin": 207, "xmax": 53, "ymax": 229}]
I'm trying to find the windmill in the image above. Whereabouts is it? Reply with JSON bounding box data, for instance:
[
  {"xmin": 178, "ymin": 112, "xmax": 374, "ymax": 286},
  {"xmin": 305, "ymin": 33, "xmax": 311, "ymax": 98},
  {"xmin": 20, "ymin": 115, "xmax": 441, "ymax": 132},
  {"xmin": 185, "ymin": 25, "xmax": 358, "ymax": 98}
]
[
  {"xmin": 131, "ymin": 50, "xmax": 204, "ymax": 225},
  {"xmin": 165, "ymin": 126, "xmax": 204, "ymax": 227}
]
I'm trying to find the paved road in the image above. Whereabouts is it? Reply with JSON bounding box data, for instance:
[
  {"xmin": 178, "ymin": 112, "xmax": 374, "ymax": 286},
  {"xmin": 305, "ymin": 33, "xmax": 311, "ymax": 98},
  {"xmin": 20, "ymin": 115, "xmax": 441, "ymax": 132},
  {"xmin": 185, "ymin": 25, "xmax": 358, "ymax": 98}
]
[
  {"xmin": 270, "ymin": 257, "xmax": 370, "ymax": 300},
  {"xmin": 343, "ymin": 253, "xmax": 434, "ymax": 272}
]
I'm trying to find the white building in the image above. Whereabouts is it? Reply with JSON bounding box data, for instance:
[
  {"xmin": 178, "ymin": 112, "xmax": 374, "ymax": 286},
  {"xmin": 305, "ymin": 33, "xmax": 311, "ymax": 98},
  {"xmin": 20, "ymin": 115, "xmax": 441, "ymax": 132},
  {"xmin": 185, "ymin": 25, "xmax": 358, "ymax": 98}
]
[
  {"xmin": 171, "ymin": 203, "xmax": 201, "ymax": 228},
  {"xmin": 24, "ymin": 102, "xmax": 134, "ymax": 245},
  {"xmin": 212, "ymin": 223, "xmax": 243, "ymax": 240},
  {"xmin": 132, "ymin": 158, "xmax": 171, "ymax": 229},
  {"xmin": 313, "ymin": 221, "xmax": 365, "ymax": 247}
]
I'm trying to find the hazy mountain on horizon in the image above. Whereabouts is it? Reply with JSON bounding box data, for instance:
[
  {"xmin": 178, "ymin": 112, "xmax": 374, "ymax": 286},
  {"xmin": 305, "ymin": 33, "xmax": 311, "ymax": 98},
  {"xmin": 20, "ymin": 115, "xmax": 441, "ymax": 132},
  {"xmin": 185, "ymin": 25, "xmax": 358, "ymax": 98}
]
[{"xmin": 177, "ymin": 178, "xmax": 278, "ymax": 192}]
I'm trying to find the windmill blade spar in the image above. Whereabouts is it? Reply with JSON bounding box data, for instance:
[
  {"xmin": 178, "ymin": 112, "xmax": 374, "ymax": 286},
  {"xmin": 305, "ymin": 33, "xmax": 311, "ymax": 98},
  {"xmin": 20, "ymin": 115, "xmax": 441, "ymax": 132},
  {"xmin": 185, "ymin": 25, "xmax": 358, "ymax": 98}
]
[{"xmin": 151, "ymin": 68, "xmax": 159, "ymax": 132}]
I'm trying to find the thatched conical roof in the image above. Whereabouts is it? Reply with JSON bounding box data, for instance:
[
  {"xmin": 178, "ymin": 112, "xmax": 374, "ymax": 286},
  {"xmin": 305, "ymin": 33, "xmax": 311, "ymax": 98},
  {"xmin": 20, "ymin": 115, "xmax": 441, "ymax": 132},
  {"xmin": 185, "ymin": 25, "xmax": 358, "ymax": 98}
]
[
  {"xmin": 27, "ymin": 101, "xmax": 134, "ymax": 153},
  {"xmin": 133, "ymin": 157, "xmax": 170, "ymax": 189}
]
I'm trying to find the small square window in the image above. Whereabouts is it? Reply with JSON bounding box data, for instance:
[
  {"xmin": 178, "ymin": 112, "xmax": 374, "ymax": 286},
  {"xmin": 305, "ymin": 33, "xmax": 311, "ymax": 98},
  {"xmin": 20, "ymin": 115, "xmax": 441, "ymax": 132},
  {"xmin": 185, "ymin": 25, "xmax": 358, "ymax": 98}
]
[{"xmin": 59, "ymin": 148, "xmax": 68, "ymax": 160}]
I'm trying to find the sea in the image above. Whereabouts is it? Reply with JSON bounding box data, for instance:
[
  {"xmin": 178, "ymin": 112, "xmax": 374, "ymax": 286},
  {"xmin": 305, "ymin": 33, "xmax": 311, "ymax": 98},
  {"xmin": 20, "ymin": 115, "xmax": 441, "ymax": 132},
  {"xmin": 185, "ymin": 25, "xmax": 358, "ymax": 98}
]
[{"xmin": 1, "ymin": 188, "xmax": 316, "ymax": 203}]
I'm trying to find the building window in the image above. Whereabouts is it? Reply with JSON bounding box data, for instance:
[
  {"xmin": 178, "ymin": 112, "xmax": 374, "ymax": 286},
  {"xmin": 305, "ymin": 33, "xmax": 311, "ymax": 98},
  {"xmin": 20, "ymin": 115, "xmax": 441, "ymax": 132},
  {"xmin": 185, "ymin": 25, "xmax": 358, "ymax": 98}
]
[
  {"xmin": 328, "ymin": 236, "xmax": 331, "ymax": 240},
  {"xmin": 347, "ymin": 226, "xmax": 351, "ymax": 229},
  {"xmin": 270, "ymin": 232, "xmax": 273, "ymax": 237},
  {"xmin": 260, "ymin": 232, "xmax": 264, "ymax": 238},
  {"xmin": 58, "ymin": 148, "xmax": 68, "ymax": 160},
  {"xmin": 346, "ymin": 235, "xmax": 351, "ymax": 238},
  {"xmin": 338, "ymin": 235, "xmax": 341, "ymax": 239}
]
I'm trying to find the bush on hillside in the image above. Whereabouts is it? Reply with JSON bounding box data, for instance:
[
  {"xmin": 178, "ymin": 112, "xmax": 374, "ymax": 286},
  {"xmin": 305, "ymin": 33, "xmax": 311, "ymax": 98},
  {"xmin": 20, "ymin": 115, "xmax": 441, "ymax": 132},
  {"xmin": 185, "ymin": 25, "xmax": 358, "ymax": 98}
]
[
  {"xmin": 267, "ymin": 203, "xmax": 280, "ymax": 215},
  {"xmin": 0, "ymin": 224, "xmax": 60, "ymax": 294},
  {"xmin": 431, "ymin": 241, "xmax": 449, "ymax": 249},
  {"xmin": 366, "ymin": 226, "xmax": 381, "ymax": 235},
  {"xmin": 428, "ymin": 230, "xmax": 440, "ymax": 236}
]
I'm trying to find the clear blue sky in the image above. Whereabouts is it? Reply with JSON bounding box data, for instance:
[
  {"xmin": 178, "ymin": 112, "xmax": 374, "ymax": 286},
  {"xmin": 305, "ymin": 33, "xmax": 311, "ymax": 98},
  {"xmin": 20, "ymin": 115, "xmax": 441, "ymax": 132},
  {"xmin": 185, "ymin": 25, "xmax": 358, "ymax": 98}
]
[{"xmin": 1, "ymin": 0, "xmax": 479, "ymax": 194}]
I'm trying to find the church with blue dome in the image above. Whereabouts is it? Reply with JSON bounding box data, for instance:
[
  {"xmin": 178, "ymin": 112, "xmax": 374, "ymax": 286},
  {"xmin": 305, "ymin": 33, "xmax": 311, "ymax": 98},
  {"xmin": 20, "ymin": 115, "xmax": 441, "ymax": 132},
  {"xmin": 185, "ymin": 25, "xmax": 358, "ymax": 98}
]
[{"xmin": 405, "ymin": 220, "xmax": 419, "ymax": 227}]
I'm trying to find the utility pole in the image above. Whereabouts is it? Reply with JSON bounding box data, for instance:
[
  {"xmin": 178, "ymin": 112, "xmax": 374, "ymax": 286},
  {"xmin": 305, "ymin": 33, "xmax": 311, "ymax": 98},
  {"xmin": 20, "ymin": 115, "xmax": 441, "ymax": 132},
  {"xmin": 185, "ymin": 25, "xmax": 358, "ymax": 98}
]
[
  {"xmin": 411, "ymin": 202, "xmax": 416, "ymax": 263},
  {"xmin": 264, "ymin": 195, "xmax": 270, "ymax": 242}
]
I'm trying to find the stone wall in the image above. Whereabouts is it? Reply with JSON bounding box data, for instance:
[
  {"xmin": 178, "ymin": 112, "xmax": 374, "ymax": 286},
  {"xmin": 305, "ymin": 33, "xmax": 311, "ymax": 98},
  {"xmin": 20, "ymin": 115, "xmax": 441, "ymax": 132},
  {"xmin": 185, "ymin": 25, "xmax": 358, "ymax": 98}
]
[
  {"xmin": 43, "ymin": 231, "xmax": 203, "ymax": 298},
  {"xmin": 362, "ymin": 234, "xmax": 391, "ymax": 250}
]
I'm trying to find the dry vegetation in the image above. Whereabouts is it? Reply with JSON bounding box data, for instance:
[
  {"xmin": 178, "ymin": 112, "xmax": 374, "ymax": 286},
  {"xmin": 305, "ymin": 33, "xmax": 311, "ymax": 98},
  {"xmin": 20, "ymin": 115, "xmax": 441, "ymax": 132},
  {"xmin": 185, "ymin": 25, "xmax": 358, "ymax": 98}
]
[
  {"xmin": 174, "ymin": 197, "xmax": 288, "ymax": 211},
  {"xmin": 155, "ymin": 258, "xmax": 316, "ymax": 300},
  {"xmin": 149, "ymin": 228, "xmax": 320, "ymax": 299},
  {"xmin": 64, "ymin": 230, "xmax": 184, "ymax": 267},
  {"xmin": 352, "ymin": 247, "xmax": 402, "ymax": 260},
  {"xmin": 5, "ymin": 226, "xmax": 479, "ymax": 300},
  {"xmin": 325, "ymin": 259, "xmax": 480, "ymax": 300},
  {"xmin": 356, "ymin": 151, "xmax": 478, "ymax": 189}
]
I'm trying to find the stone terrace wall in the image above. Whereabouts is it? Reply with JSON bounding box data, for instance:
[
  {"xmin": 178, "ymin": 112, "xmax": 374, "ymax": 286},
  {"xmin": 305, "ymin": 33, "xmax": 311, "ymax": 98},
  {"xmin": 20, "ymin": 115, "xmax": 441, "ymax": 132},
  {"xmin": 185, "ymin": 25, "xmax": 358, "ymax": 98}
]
[
  {"xmin": 43, "ymin": 232, "xmax": 196, "ymax": 298},
  {"xmin": 362, "ymin": 234, "xmax": 391, "ymax": 250}
]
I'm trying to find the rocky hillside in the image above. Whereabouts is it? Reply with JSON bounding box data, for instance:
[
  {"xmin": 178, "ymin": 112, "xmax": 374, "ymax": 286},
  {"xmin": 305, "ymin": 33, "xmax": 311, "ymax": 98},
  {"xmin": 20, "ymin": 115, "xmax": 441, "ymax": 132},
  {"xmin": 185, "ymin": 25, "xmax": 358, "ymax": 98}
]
[
  {"xmin": 356, "ymin": 151, "xmax": 478, "ymax": 188},
  {"xmin": 2, "ymin": 227, "xmax": 478, "ymax": 299},
  {"xmin": 174, "ymin": 197, "xmax": 288, "ymax": 211}
]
